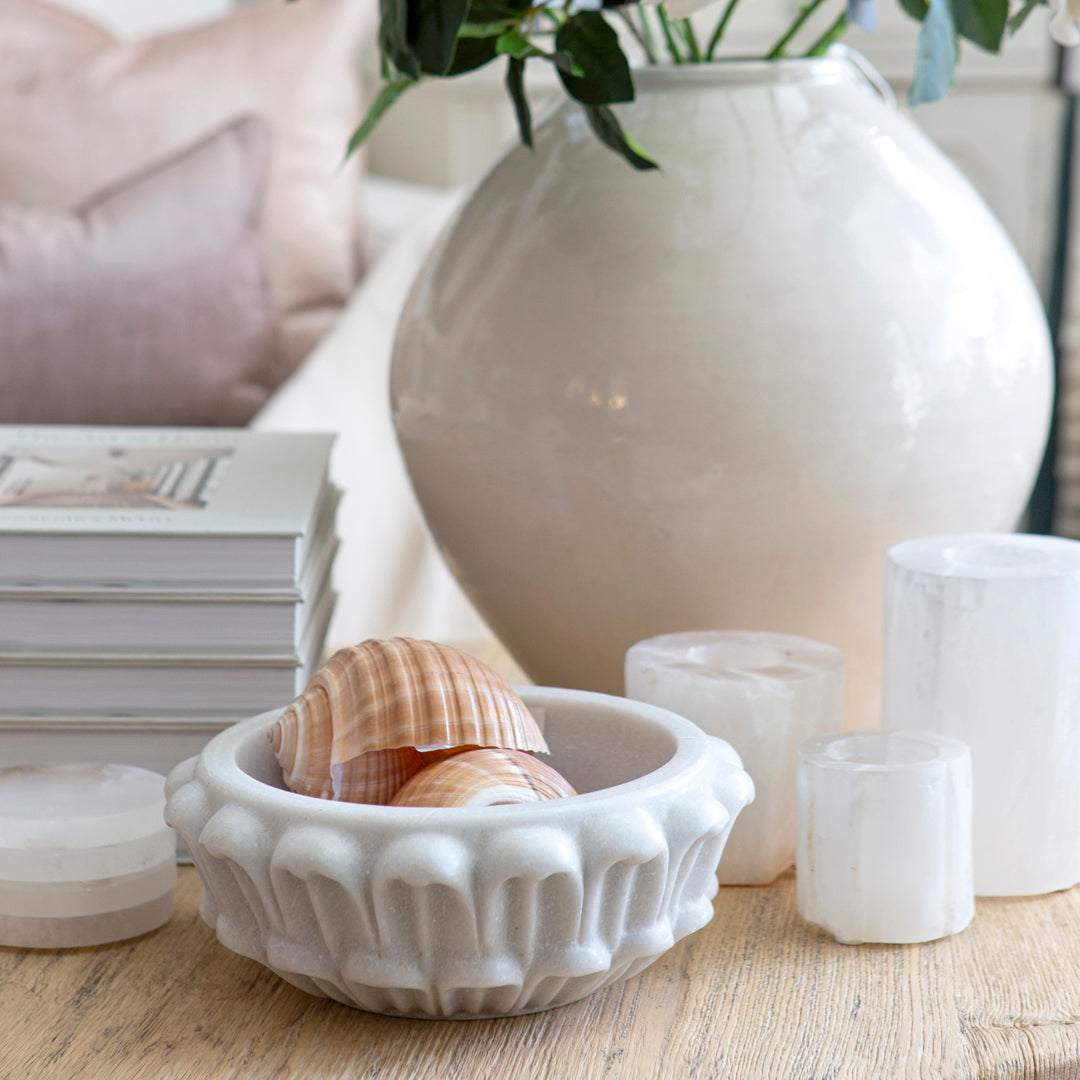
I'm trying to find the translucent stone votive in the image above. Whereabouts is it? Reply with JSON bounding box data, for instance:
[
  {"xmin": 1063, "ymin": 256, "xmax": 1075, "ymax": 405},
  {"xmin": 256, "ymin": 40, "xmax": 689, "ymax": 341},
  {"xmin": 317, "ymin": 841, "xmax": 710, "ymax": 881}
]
[
  {"xmin": 0, "ymin": 763, "xmax": 176, "ymax": 948},
  {"xmin": 625, "ymin": 631, "xmax": 843, "ymax": 885},
  {"xmin": 797, "ymin": 730, "xmax": 973, "ymax": 945},
  {"xmin": 884, "ymin": 533, "xmax": 1080, "ymax": 896}
]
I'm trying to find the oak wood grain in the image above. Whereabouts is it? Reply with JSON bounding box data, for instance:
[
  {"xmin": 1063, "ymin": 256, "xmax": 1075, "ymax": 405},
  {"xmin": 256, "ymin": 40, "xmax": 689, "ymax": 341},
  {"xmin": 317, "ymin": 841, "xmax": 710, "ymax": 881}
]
[
  {"xmin": 4, "ymin": 640, "xmax": 1077, "ymax": 1080},
  {"xmin": 3, "ymin": 868, "xmax": 1080, "ymax": 1080}
]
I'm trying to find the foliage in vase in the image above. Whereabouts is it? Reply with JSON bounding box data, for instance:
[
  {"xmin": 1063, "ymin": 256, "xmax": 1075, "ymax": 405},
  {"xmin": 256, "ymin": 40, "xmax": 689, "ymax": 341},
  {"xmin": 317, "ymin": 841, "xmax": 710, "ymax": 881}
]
[{"xmin": 349, "ymin": 0, "xmax": 1068, "ymax": 168}]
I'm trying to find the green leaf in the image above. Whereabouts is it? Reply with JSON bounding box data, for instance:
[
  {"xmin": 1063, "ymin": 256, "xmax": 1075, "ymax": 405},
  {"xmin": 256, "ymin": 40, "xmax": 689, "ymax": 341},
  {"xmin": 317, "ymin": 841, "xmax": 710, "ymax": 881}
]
[
  {"xmin": 897, "ymin": 0, "xmax": 928, "ymax": 21},
  {"xmin": 445, "ymin": 32, "xmax": 500, "ymax": 75},
  {"xmin": 456, "ymin": 20, "xmax": 517, "ymax": 37},
  {"xmin": 555, "ymin": 12, "xmax": 634, "ymax": 106},
  {"xmin": 496, "ymin": 27, "xmax": 540, "ymax": 59},
  {"xmin": 505, "ymin": 56, "xmax": 533, "ymax": 149},
  {"xmin": 380, "ymin": 0, "xmax": 418, "ymax": 76},
  {"xmin": 492, "ymin": 30, "xmax": 583, "ymax": 74},
  {"xmin": 467, "ymin": 0, "xmax": 531, "ymax": 20},
  {"xmin": 949, "ymin": 0, "xmax": 1007, "ymax": 50},
  {"xmin": 345, "ymin": 75, "xmax": 417, "ymax": 158},
  {"xmin": 547, "ymin": 50, "xmax": 584, "ymax": 78},
  {"xmin": 908, "ymin": 0, "xmax": 958, "ymax": 106},
  {"xmin": 408, "ymin": 0, "xmax": 471, "ymax": 74},
  {"xmin": 899, "ymin": 0, "xmax": 1004, "ymax": 49},
  {"xmin": 585, "ymin": 105, "xmax": 658, "ymax": 170}
]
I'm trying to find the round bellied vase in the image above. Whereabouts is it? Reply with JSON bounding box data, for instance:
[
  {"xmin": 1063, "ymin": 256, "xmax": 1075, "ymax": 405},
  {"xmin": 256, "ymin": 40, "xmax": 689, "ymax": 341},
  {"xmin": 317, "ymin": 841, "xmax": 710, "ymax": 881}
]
[{"xmin": 390, "ymin": 51, "xmax": 1054, "ymax": 718}]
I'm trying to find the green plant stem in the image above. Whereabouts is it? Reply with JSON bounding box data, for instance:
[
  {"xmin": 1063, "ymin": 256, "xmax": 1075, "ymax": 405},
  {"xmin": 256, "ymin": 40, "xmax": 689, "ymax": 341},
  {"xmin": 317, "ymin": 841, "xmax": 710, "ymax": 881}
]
[
  {"xmin": 655, "ymin": 6, "xmax": 687, "ymax": 63},
  {"xmin": 705, "ymin": 0, "xmax": 744, "ymax": 60},
  {"xmin": 677, "ymin": 17, "xmax": 702, "ymax": 61},
  {"xmin": 765, "ymin": 0, "xmax": 830, "ymax": 58},
  {"xmin": 616, "ymin": 7, "xmax": 658, "ymax": 64},
  {"xmin": 636, "ymin": 6, "xmax": 660, "ymax": 62},
  {"xmin": 1008, "ymin": 0, "xmax": 1039, "ymax": 34},
  {"xmin": 804, "ymin": 11, "xmax": 848, "ymax": 54}
]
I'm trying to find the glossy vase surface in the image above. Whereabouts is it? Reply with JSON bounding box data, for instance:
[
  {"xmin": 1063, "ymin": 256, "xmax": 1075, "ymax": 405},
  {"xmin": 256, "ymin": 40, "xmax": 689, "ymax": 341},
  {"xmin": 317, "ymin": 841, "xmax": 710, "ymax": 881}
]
[{"xmin": 391, "ymin": 54, "xmax": 1053, "ymax": 717}]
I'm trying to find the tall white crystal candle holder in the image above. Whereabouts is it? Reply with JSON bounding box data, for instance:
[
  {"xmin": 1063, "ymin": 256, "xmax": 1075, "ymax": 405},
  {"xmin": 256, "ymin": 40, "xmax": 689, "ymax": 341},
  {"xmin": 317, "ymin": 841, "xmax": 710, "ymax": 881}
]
[
  {"xmin": 884, "ymin": 533, "xmax": 1080, "ymax": 896},
  {"xmin": 797, "ymin": 730, "xmax": 973, "ymax": 945},
  {"xmin": 625, "ymin": 630, "xmax": 843, "ymax": 885}
]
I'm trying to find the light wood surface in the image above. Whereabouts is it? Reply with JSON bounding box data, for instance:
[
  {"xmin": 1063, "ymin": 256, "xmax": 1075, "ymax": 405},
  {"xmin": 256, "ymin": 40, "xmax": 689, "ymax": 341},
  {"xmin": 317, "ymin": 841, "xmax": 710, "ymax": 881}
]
[
  {"xmin": 4, "ymin": 642, "xmax": 1077, "ymax": 1079},
  {"xmin": 3, "ymin": 867, "xmax": 1080, "ymax": 1079}
]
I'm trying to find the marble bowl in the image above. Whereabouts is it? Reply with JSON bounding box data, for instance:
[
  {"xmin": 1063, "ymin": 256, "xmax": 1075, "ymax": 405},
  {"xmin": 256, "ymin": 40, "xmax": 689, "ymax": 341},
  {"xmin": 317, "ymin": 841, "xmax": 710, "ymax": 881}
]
[{"xmin": 164, "ymin": 686, "xmax": 754, "ymax": 1018}]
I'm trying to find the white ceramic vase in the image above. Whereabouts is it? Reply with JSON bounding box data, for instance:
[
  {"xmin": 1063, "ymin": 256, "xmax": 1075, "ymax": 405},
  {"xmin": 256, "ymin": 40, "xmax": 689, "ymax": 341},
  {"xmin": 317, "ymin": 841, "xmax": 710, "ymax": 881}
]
[{"xmin": 391, "ymin": 52, "xmax": 1053, "ymax": 718}]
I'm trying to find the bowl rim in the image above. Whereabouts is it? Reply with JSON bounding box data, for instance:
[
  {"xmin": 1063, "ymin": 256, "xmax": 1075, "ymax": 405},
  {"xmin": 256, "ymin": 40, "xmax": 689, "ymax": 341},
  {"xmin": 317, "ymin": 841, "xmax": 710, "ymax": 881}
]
[{"xmin": 184, "ymin": 686, "xmax": 727, "ymax": 828}]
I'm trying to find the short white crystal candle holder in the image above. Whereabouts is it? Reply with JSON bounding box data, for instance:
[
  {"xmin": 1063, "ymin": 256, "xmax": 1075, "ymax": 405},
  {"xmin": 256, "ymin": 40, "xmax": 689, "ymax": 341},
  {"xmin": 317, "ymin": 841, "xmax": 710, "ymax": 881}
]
[
  {"xmin": 625, "ymin": 630, "xmax": 844, "ymax": 885},
  {"xmin": 884, "ymin": 533, "xmax": 1080, "ymax": 896},
  {"xmin": 796, "ymin": 730, "xmax": 973, "ymax": 945},
  {"xmin": 0, "ymin": 763, "xmax": 176, "ymax": 948}
]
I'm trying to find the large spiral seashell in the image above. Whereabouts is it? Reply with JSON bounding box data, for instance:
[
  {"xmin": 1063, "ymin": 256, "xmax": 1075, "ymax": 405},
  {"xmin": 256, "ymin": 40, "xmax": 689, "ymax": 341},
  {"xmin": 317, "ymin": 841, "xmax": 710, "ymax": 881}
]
[
  {"xmin": 270, "ymin": 638, "xmax": 547, "ymax": 803},
  {"xmin": 389, "ymin": 748, "xmax": 578, "ymax": 808},
  {"xmin": 270, "ymin": 702, "xmax": 425, "ymax": 802}
]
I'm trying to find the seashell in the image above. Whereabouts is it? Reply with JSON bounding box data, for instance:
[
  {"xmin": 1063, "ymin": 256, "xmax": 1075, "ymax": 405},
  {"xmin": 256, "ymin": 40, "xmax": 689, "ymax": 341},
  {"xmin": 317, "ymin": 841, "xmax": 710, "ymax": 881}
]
[
  {"xmin": 269, "ymin": 694, "xmax": 426, "ymax": 802},
  {"xmin": 419, "ymin": 745, "xmax": 480, "ymax": 766},
  {"xmin": 328, "ymin": 748, "xmax": 427, "ymax": 804},
  {"xmin": 270, "ymin": 685, "xmax": 333, "ymax": 797},
  {"xmin": 270, "ymin": 638, "xmax": 547, "ymax": 804},
  {"xmin": 302, "ymin": 637, "xmax": 545, "ymax": 762},
  {"xmin": 389, "ymin": 748, "xmax": 577, "ymax": 808}
]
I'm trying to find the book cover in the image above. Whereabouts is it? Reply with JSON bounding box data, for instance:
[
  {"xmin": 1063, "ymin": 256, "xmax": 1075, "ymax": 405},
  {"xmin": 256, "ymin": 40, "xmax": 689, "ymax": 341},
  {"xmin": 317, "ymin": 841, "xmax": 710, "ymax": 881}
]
[
  {"xmin": 0, "ymin": 591, "xmax": 332, "ymax": 715},
  {"xmin": 0, "ymin": 495, "xmax": 340, "ymax": 652},
  {"xmin": 0, "ymin": 426, "xmax": 334, "ymax": 536},
  {"xmin": 0, "ymin": 555, "xmax": 337, "ymax": 655},
  {"xmin": 0, "ymin": 427, "xmax": 335, "ymax": 586}
]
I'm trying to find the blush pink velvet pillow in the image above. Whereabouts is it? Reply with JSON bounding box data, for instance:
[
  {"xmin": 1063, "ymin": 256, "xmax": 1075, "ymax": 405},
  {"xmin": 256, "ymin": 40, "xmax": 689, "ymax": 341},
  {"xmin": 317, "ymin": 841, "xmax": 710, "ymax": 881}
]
[
  {"xmin": 0, "ymin": 118, "xmax": 281, "ymax": 427},
  {"xmin": 0, "ymin": 0, "xmax": 374, "ymax": 370}
]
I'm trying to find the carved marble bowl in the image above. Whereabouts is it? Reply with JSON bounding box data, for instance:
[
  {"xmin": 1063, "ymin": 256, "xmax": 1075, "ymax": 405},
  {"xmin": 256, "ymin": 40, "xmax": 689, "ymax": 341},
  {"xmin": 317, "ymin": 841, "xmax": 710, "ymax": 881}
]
[{"xmin": 164, "ymin": 686, "xmax": 754, "ymax": 1019}]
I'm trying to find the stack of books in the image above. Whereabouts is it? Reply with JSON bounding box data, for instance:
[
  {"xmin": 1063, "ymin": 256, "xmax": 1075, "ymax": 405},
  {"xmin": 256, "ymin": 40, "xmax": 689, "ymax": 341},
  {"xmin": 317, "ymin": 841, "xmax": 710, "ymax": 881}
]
[{"xmin": 0, "ymin": 425, "xmax": 338, "ymax": 778}]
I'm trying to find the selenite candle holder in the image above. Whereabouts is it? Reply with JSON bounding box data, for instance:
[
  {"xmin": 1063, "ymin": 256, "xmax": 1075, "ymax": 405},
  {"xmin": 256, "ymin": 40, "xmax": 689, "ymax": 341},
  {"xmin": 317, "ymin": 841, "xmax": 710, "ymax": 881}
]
[
  {"xmin": 0, "ymin": 763, "xmax": 176, "ymax": 948},
  {"xmin": 625, "ymin": 630, "xmax": 844, "ymax": 885},
  {"xmin": 796, "ymin": 730, "xmax": 973, "ymax": 945},
  {"xmin": 884, "ymin": 533, "xmax": 1080, "ymax": 896}
]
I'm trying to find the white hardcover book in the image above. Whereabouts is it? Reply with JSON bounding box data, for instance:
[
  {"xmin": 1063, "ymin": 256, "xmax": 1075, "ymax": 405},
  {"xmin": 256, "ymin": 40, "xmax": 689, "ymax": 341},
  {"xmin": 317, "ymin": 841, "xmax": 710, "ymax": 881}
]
[
  {"xmin": 0, "ymin": 714, "xmax": 240, "ymax": 785},
  {"xmin": 0, "ymin": 589, "xmax": 335, "ymax": 716},
  {"xmin": 0, "ymin": 426, "xmax": 334, "ymax": 587},
  {"xmin": 0, "ymin": 519, "xmax": 339, "ymax": 654}
]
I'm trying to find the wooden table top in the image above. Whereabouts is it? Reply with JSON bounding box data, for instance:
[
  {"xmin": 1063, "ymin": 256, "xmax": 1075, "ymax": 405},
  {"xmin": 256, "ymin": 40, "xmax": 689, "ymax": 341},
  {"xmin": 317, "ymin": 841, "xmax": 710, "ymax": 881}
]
[
  {"xmin": 3, "ymin": 865, "xmax": 1079, "ymax": 1080},
  {"xmin": 4, "ymin": 642, "xmax": 1077, "ymax": 1079}
]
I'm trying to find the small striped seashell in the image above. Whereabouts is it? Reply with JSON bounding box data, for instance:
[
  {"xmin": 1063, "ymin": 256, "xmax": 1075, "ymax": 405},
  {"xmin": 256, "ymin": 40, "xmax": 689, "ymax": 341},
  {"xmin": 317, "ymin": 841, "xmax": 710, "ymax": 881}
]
[
  {"xmin": 389, "ymin": 748, "xmax": 577, "ymax": 808},
  {"xmin": 270, "ymin": 638, "xmax": 546, "ymax": 804}
]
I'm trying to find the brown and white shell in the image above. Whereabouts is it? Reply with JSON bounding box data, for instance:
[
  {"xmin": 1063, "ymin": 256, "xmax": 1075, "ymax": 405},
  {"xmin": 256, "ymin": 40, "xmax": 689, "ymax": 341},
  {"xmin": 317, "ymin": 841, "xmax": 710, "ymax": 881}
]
[
  {"xmin": 389, "ymin": 748, "xmax": 577, "ymax": 808},
  {"xmin": 270, "ymin": 700, "xmax": 425, "ymax": 802},
  {"xmin": 269, "ymin": 637, "xmax": 547, "ymax": 803}
]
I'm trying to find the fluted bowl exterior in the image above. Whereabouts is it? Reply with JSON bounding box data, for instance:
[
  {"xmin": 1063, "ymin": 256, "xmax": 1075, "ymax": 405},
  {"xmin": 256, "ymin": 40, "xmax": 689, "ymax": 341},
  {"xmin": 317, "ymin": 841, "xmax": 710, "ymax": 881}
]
[{"xmin": 164, "ymin": 686, "xmax": 754, "ymax": 1018}]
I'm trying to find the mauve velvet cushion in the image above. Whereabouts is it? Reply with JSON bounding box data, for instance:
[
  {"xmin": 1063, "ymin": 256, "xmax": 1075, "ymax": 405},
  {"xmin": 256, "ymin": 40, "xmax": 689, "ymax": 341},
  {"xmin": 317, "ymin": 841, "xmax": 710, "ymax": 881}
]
[
  {"xmin": 0, "ymin": 118, "xmax": 281, "ymax": 427},
  {"xmin": 0, "ymin": 0, "xmax": 374, "ymax": 369}
]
